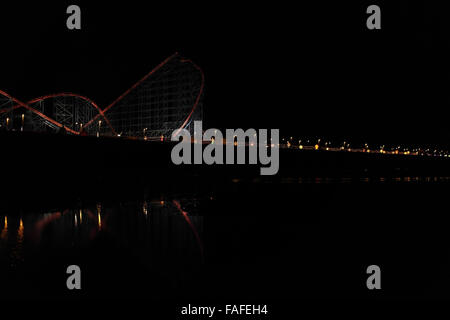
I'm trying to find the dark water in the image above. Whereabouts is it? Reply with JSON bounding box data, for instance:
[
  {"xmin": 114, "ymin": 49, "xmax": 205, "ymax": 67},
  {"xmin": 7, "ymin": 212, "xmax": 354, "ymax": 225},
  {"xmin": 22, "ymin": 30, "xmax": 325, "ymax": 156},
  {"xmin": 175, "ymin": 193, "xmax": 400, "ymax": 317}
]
[
  {"xmin": 0, "ymin": 198, "xmax": 204, "ymax": 299},
  {"xmin": 2, "ymin": 176, "xmax": 450, "ymax": 300}
]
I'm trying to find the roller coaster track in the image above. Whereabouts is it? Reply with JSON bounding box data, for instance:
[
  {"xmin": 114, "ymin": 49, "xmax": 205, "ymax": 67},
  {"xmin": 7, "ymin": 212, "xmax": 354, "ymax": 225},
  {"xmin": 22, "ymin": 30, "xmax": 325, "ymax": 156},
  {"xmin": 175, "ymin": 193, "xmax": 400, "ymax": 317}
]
[{"xmin": 0, "ymin": 52, "xmax": 204, "ymax": 138}]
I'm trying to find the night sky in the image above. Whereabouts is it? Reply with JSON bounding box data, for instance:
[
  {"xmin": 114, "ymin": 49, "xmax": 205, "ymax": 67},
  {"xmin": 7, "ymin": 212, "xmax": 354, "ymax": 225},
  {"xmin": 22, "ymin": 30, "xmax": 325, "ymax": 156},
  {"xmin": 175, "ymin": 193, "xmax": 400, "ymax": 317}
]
[{"xmin": 1, "ymin": 1, "xmax": 449, "ymax": 146}]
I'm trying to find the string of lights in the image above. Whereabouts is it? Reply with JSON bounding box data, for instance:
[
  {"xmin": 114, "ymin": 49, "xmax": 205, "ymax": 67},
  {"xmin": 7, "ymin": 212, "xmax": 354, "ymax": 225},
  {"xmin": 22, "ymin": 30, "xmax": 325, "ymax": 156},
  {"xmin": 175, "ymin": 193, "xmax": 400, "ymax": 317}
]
[{"xmin": 280, "ymin": 137, "xmax": 450, "ymax": 158}]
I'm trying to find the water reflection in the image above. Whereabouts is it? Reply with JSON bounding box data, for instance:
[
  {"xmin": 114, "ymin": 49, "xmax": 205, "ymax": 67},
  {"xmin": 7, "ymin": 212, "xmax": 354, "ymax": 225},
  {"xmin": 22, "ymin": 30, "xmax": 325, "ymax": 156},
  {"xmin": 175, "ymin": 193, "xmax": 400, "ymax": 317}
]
[
  {"xmin": 11, "ymin": 218, "xmax": 24, "ymax": 267},
  {"xmin": 0, "ymin": 198, "xmax": 204, "ymax": 272},
  {"xmin": 143, "ymin": 201, "xmax": 148, "ymax": 217},
  {"xmin": 0, "ymin": 216, "xmax": 25, "ymax": 267},
  {"xmin": 173, "ymin": 200, "xmax": 204, "ymax": 262},
  {"xmin": 279, "ymin": 176, "xmax": 450, "ymax": 184},
  {"xmin": 97, "ymin": 203, "xmax": 102, "ymax": 230},
  {"xmin": 1, "ymin": 216, "xmax": 7, "ymax": 241}
]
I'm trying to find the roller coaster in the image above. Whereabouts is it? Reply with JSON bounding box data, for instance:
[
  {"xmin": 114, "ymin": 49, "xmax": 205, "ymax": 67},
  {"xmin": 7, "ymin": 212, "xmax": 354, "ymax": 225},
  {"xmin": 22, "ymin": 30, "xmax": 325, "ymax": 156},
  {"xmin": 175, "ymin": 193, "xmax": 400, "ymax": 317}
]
[{"xmin": 0, "ymin": 53, "xmax": 203, "ymax": 139}]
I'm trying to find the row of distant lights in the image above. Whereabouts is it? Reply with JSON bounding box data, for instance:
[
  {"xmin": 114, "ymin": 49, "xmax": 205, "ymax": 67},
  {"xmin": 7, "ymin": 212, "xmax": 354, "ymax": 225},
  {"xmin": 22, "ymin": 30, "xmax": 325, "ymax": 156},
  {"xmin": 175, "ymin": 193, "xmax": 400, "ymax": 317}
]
[
  {"xmin": 136, "ymin": 131, "xmax": 450, "ymax": 157},
  {"xmin": 4, "ymin": 116, "xmax": 449, "ymax": 158},
  {"xmin": 9, "ymin": 117, "xmax": 441, "ymax": 157},
  {"xmin": 281, "ymin": 137, "xmax": 450, "ymax": 158}
]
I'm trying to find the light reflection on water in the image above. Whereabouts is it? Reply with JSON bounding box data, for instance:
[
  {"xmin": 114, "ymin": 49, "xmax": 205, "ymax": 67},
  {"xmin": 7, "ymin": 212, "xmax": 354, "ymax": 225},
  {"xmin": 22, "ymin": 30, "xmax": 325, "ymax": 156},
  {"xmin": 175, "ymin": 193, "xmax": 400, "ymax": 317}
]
[
  {"xmin": 0, "ymin": 216, "xmax": 7, "ymax": 240},
  {"xmin": 274, "ymin": 176, "xmax": 450, "ymax": 184},
  {"xmin": 0, "ymin": 198, "xmax": 204, "ymax": 270}
]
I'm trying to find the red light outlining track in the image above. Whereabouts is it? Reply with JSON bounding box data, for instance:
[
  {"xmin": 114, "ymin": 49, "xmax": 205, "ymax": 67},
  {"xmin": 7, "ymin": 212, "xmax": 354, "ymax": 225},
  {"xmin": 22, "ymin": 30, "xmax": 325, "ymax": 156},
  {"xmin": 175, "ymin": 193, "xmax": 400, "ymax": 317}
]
[
  {"xmin": 173, "ymin": 58, "xmax": 205, "ymax": 138},
  {"xmin": 0, "ymin": 53, "xmax": 204, "ymax": 137},
  {"xmin": 82, "ymin": 52, "xmax": 179, "ymax": 130}
]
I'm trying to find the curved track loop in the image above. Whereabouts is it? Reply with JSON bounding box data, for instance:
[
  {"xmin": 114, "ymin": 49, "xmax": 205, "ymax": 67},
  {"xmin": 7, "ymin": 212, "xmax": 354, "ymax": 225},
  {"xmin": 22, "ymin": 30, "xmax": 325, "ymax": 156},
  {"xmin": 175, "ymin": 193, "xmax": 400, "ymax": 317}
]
[
  {"xmin": 0, "ymin": 53, "xmax": 204, "ymax": 137},
  {"xmin": 173, "ymin": 58, "xmax": 205, "ymax": 138},
  {"xmin": 0, "ymin": 89, "xmax": 79, "ymax": 135},
  {"xmin": 25, "ymin": 93, "xmax": 116, "ymax": 135}
]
